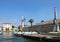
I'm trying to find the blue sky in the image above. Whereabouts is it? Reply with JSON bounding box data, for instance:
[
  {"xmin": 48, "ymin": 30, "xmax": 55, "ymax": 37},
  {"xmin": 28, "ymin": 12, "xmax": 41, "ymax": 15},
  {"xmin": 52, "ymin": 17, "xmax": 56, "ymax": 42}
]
[{"xmin": 0, "ymin": 0, "xmax": 60, "ymax": 27}]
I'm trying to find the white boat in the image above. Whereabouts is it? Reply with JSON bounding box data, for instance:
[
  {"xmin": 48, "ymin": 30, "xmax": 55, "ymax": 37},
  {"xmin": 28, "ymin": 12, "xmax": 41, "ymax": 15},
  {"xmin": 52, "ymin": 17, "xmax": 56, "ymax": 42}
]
[
  {"xmin": 13, "ymin": 31, "xmax": 22, "ymax": 36},
  {"xmin": 17, "ymin": 32, "xmax": 22, "ymax": 34},
  {"xmin": 13, "ymin": 31, "xmax": 38, "ymax": 36},
  {"xmin": 31, "ymin": 32, "xmax": 38, "ymax": 34},
  {"xmin": 23, "ymin": 31, "xmax": 38, "ymax": 35},
  {"xmin": 23, "ymin": 32, "xmax": 31, "ymax": 35}
]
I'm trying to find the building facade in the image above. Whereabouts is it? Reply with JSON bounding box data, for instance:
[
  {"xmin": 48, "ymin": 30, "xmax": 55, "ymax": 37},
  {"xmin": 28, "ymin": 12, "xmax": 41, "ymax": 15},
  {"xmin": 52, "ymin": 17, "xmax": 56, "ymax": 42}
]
[{"xmin": 2, "ymin": 23, "xmax": 12, "ymax": 31}]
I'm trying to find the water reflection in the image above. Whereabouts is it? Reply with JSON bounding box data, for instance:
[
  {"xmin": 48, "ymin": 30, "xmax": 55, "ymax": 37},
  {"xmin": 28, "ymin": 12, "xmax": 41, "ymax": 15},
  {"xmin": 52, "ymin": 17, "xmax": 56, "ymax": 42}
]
[
  {"xmin": 0, "ymin": 32, "xmax": 40, "ymax": 42},
  {"xmin": 2, "ymin": 32, "xmax": 13, "ymax": 38},
  {"xmin": 23, "ymin": 38, "xmax": 39, "ymax": 42},
  {"xmin": 2, "ymin": 40, "xmax": 12, "ymax": 42}
]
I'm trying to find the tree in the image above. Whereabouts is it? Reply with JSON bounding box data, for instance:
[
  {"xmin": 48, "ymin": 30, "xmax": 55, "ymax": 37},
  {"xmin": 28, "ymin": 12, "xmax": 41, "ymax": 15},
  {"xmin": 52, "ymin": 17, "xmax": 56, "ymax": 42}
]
[
  {"xmin": 41, "ymin": 20, "xmax": 44, "ymax": 23},
  {"xmin": 12, "ymin": 26, "xmax": 15, "ymax": 28},
  {"xmin": 29, "ymin": 19, "xmax": 34, "ymax": 26}
]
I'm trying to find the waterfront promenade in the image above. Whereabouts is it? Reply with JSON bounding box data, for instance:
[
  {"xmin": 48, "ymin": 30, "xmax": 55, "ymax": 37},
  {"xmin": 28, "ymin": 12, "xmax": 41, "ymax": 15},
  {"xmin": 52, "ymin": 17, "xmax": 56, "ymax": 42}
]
[
  {"xmin": 21, "ymin": 34, "xmax": 60, "ymax": 42},
  {"xmin": 22, "ymin": 34, "xmax": 60, "ymax": 39}
]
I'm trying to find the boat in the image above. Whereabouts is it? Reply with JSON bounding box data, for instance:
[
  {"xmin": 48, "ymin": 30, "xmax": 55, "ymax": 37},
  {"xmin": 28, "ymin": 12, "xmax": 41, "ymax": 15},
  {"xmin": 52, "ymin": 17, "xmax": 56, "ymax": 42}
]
[
  {"xmin": 22, "ymin": 31, "xmax": 38, "ymax": 35},
  {"xmin": 13, "ymin": 31, "xmax": 38, "ymax": 36},
  {"xmin": 13, "ymin": 31, "xmax": 22, "ymax": 36}
]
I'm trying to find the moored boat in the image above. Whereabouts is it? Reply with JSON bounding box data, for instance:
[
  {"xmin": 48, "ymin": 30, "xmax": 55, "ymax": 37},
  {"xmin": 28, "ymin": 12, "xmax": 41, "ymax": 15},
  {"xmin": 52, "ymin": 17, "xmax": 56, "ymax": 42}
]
[
  {"xmin": 23, "ymin": 32, "xmax": 38, "ymax": 35},
  {"xmin": 13, "ymin": 31, "xmax": 38, "ymax": 36}
]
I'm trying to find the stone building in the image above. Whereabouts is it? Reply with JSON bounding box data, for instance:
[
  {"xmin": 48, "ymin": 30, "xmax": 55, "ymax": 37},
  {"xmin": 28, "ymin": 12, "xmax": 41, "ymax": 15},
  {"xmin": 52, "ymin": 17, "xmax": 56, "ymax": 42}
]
[{"xmin": 23, "ymin": 19, "xmax": 60, "ymax": 33}]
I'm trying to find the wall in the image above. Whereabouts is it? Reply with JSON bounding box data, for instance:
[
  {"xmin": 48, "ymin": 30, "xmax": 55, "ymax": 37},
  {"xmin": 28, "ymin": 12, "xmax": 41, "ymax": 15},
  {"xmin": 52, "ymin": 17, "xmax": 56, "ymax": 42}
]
[{"xmin": 23, "ymin": 24, "xmax": 60, "ymax": 33}]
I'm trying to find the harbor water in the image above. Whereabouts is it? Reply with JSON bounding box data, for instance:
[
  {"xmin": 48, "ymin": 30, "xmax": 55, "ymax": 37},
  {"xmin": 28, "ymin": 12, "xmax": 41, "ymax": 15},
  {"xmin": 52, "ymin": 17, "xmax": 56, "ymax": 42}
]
[{"xmin": 0, "ymin": 32, "xmax": 40, "ymax": 42}]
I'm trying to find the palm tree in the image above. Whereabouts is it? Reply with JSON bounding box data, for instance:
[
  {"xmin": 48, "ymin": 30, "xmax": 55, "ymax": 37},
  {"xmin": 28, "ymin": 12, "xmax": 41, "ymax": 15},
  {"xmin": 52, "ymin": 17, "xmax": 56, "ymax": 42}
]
[{"xmin": 29, "ymin": 19, "xmax": 34, "ymax": 26}]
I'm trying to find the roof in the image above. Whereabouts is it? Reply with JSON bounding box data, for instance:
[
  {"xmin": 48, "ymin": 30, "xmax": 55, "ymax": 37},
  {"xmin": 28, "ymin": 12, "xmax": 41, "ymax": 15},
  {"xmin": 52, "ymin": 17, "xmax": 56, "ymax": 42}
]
[
  {"xmin": 3, "ymin": 23, "xmax": 11, "ymax": 24},
  {"xmin": 37, "ymin": 19, "xmax": 60, "ymax": 25}
]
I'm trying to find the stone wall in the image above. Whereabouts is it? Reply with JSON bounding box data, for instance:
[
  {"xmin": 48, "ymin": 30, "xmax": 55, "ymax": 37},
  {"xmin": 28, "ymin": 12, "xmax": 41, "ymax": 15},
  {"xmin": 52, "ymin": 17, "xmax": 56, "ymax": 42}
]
[{"xmin": 23, "ymin": 24, "xmax": 60, "ymax": 33}]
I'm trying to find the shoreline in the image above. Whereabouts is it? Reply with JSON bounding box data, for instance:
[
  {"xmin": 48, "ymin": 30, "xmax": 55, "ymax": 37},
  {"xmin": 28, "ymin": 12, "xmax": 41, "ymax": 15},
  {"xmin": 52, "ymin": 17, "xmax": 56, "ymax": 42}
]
[{"xmin": 21, "ymin": 34, "xmax": 60, "ymax": 42}]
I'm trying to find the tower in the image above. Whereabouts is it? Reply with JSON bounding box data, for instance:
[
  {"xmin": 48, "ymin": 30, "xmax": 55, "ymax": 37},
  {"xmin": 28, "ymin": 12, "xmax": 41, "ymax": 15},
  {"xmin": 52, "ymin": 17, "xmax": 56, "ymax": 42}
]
[
  {"xmin": 53, "ymin": 7, "xmax": 59, "ymax": 32},
  {"xmin": 21, "ymin": 16, "xmax": 25, "ymax": 28}
]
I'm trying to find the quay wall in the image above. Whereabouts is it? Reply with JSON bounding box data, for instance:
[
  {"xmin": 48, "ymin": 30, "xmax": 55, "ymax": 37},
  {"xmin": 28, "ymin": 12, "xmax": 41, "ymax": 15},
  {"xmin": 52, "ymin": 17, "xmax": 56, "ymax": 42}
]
[
  {"xmin": 22, "ymin": 19, "xmax": 60, "ymax": 33},
  {"xmin": 22, "ymin": 34, "xmax": 60, "ymax": 42},
  {"xmin": 23, "ymin": 24, "xmax": 60, "ymax": 33},
  {"xmin": 23, "ymin": 24, "xmax": 53, "ymax": 33}
]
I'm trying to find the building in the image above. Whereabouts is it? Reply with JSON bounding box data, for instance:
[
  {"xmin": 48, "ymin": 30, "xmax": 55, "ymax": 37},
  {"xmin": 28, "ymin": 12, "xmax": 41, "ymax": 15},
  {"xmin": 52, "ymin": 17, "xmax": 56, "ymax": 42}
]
[
  {"xmin": 18, "ymin": 16, "xmax": 25, "ymax": 31},
  {"xmin": 21, "ymin": 16, "xmax": 25, "ymax": 28},
  {"xmin": 23, "ymin": 19, "xmax": 60, "ymax": 33},
  {"xmin": 12, "ymin": 27, "xmax": 18, "ymax": 32},
  {"xmin": 18, "ymin": 25, "xmax": 22, "ymax": 31},
  {"xmin": 2, "ymin": 23, "xmax": 12, "ymax": 31}
]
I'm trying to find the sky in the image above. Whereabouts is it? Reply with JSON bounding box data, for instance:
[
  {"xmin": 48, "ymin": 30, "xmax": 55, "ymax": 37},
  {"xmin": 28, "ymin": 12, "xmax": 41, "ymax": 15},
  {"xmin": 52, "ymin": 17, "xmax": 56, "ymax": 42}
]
[{"xmin": 0, "ymin": 0, "xmax": 60, "ymax": 27}]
